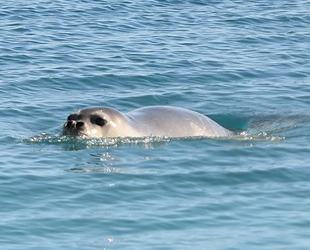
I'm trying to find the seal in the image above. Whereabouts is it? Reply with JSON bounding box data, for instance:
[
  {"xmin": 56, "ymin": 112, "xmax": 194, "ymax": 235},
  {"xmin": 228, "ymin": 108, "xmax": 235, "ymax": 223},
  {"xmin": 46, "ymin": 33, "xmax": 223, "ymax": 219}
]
[{"xmin": 62, "ymin": 106, "xmax": 232, "ymax": 138}]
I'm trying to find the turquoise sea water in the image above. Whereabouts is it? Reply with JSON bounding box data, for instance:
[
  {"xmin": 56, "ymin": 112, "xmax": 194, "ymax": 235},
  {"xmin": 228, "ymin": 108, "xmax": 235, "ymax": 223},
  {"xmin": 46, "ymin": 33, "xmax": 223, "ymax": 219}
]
[{"xmin": 1, "ymin": 1, "xmax": 310, "ymax": 249}]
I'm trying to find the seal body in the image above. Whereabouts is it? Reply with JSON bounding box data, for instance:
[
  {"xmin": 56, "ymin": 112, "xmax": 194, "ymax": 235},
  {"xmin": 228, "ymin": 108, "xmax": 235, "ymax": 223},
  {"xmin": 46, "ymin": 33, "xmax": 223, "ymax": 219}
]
[{"xmin": 62, "ymin": 106, "xmax": 232, "ymax": 138}]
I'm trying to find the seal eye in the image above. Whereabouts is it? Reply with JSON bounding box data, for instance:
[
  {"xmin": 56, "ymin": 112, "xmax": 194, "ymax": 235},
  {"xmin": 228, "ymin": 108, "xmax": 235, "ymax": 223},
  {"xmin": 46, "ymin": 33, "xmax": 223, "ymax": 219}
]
[{"xmin": 90, "ymin": 115, "xmax": 107, "ymax": 127}]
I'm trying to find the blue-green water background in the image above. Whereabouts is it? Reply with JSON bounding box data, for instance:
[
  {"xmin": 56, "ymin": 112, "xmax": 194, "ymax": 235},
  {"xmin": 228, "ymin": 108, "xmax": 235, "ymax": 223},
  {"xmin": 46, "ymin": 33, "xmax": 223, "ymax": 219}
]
[{"xmin": 1, "ymin": 1, "xmax": 310, "ymax": 249}]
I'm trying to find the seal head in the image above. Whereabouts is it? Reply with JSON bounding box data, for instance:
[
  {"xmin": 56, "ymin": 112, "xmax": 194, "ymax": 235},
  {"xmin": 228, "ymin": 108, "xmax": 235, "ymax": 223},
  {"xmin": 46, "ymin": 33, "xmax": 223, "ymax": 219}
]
[{"xmin": 62, "ymin": 107, "xmax": 133, "ymax": 137}]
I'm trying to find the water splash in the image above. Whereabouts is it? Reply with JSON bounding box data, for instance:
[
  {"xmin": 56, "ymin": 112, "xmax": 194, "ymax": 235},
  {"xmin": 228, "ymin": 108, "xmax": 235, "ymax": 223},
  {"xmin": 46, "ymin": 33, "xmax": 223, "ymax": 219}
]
[
  {"xmin": 234, "ymin": 131, "xmax": 285, "ymax": 142},
  {"xmin": 24, "ymin": 132, "xmax": 171, "ymax": 149}
]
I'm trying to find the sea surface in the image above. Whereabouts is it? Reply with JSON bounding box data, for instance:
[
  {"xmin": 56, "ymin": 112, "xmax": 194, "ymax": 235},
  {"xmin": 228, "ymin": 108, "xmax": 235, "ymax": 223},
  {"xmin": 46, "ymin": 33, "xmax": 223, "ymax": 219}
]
[{"xmin": 1, "ymin": 0, "xmax": 310, "ymax": 249}]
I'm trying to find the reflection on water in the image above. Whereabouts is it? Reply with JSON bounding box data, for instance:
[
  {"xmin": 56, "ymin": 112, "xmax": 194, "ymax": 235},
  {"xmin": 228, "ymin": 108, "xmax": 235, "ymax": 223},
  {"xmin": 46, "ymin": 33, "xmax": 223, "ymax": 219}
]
[{"xmin": 66, "ymin": 149, "xmax": 161, "ymax": 174}]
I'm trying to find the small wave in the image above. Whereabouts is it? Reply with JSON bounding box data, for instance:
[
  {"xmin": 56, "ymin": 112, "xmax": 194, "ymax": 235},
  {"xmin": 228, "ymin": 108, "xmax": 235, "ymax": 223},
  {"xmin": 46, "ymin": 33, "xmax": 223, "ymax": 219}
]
[{"xmin": 66, "ymin": 167, "xmax": 123, "ymax": 174}]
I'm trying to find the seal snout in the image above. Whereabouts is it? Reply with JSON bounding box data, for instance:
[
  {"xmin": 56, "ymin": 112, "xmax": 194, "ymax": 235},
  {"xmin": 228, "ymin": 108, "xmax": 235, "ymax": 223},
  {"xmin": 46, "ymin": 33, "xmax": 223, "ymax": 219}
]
[
  {"xmin": 65, "ymin": 120, "xmax": 85, "ymax": 129},
  {"xmin": 63, "ymin": 113, "xmax": 86, "ymax": 135}
]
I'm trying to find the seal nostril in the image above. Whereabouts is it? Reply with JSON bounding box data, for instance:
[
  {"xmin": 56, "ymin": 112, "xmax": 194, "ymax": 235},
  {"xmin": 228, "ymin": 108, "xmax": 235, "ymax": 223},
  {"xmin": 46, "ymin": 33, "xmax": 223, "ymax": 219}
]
[
  {"xmin": 76, "ymin": 121, "xmax": 84, "ymax": 129},
  {"xmin": 66, "ymin": 121, "xmax": 73, "ymax": 128}
]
